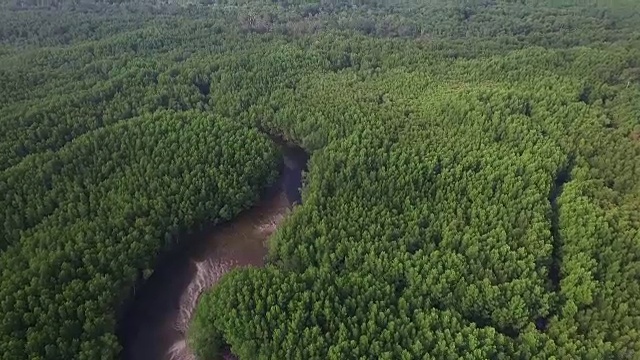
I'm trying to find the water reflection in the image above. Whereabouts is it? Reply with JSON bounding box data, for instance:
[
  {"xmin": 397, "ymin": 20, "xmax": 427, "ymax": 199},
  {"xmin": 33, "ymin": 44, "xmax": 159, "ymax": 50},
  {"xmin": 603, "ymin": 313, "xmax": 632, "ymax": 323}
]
[{"xmin": 119, "ymin": 142, "xmax": 307, "ymax": 360}]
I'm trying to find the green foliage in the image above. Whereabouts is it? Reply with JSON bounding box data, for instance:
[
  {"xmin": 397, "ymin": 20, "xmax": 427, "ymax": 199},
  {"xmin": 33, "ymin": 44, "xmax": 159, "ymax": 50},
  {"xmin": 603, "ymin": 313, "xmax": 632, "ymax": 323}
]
[
  {"xmin": 0, "ymin": 111, "xmax": 279, "ymax": 358},
  {"xmin": 0, "ymin": 0, "xmax": 639, "ymax": 359}
]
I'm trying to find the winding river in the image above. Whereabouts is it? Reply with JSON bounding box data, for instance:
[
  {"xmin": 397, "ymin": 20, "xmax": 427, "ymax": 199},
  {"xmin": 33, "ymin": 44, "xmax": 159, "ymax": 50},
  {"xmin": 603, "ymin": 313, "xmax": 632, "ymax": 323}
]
[{"xmin": 118, "ymin": 140, "xmax": 308, "ymax": 360}]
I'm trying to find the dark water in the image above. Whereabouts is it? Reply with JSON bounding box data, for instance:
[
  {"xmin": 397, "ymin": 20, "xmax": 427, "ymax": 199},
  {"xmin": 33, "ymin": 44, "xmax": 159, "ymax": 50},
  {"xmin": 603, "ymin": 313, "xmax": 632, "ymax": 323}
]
[{"xmin": 118, "ymin": 141, "xmax": 308, "ymax": 360}]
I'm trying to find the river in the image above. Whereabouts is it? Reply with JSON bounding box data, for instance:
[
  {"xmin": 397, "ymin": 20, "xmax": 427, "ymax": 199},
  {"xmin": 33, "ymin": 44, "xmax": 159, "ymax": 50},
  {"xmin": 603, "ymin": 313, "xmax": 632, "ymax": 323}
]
[{"xmin": 118, "ymin": 140, "xmax": 308, "ymax": 360}]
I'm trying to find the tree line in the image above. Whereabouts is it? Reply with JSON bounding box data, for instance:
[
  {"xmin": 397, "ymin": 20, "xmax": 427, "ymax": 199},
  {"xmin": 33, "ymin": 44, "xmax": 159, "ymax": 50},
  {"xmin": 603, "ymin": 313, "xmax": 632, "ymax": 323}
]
[
  {"xmin": 0, "ymin": 111, "xmax": 279, "ymax": 359},
  {"xmin": 0, "ymin": 0, "xmax": 639, "ymax": 358}
]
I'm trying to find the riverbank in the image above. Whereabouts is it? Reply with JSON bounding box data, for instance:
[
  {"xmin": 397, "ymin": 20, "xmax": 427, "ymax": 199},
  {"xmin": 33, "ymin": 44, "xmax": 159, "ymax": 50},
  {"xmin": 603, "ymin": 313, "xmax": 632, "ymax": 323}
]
[{"xmin": 118, "ymin": 141, "xmax": 308, "ymax": 360}]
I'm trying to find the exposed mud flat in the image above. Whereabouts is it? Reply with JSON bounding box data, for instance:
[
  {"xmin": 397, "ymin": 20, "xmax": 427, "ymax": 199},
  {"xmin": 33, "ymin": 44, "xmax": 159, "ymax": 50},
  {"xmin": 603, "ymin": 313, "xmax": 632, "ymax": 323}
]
[{"xmin": 118, "ymin": 142, "xmax": 308, "ymax": 360}]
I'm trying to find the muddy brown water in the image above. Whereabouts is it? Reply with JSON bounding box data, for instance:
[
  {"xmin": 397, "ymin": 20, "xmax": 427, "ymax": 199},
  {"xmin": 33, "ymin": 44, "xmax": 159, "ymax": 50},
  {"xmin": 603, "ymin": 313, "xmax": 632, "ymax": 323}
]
[{"xmin": 118, "ymin": 141, "xmax": 308, "ymax": 360}]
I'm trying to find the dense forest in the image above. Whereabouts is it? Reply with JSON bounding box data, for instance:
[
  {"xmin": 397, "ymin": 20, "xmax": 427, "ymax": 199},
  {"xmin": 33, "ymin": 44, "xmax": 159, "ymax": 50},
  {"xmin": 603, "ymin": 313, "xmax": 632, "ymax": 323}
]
[{"xmin": 1, "ymin": 0, "xmax": 639, "ymax": 359}]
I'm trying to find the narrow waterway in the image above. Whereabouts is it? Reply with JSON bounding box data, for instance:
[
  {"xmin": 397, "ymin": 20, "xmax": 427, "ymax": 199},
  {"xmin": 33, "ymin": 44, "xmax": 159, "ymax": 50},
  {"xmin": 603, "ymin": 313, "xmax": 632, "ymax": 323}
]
[{"xmin": 118, "ymin": 140, "xmax": 308, "ymax": 360}]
